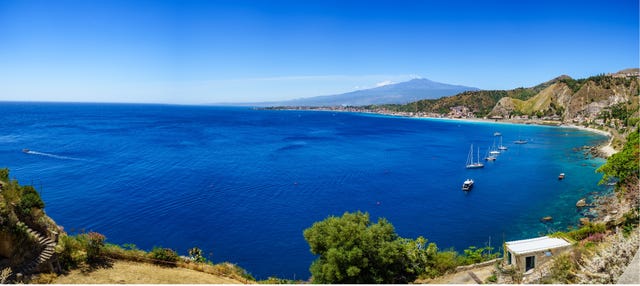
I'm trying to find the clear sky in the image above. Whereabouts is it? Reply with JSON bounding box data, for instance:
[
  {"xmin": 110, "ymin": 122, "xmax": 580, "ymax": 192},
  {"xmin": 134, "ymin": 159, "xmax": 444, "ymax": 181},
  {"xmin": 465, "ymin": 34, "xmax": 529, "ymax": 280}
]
[{"xmin": 0, "ymin": 0, "xmax": 638, "ymax": 104}]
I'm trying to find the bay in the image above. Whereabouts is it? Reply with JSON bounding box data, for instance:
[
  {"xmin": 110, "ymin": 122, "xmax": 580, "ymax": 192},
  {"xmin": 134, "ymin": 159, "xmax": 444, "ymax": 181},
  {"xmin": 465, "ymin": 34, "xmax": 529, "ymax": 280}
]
[{"xmin": 0, "ymin": 102, "xmax": 608, "ymax": 279}]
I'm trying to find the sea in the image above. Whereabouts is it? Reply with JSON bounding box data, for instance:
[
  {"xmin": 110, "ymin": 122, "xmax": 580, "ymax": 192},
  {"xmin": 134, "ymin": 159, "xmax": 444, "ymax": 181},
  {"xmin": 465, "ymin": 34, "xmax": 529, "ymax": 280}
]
[{"xmin": 0, "ymin": 102, "xmax": 609, "ymax": 279}]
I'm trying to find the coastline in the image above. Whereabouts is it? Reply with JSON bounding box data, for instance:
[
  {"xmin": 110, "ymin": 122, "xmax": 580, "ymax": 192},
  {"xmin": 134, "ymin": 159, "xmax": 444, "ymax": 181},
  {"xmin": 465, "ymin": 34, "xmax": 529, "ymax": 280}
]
[{"xmin": 270, "ymin": 106, "xmax": 618, "ymax": 157}]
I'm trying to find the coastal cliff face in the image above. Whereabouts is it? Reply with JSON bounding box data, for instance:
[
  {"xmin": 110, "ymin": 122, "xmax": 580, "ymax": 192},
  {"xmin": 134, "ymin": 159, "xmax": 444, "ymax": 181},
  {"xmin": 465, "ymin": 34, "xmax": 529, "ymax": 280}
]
[
  {"xmin": 488, "ymin": 73, "xmax": 639, "ymax": 123},
  {"xmin": 0, "ymin": 172, "xmax": 62, "ymax": 275}
]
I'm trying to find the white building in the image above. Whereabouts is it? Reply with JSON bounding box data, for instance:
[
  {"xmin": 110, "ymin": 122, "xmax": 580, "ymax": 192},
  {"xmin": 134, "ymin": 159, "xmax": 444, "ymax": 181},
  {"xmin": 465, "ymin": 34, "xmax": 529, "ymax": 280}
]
[{"xmin": 504, "ymin": 236, "xmax": 572, "ymax": 273}]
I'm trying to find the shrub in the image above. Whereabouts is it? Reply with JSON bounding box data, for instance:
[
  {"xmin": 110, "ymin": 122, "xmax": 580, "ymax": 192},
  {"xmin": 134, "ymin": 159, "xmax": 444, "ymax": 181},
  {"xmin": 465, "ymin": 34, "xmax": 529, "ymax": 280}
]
[
  {"xmin": 58, "ymin": 235, "xmax": 83, "ymax": 269},
  {"xmin": 567, "ymin": 223, "xmax": 606, "ymax": 241},
  {"xmin": 86, "ymin": 232, "xmax": 106, "ymax": 262},
  {"xmin": 18, "ymin": 186, "xmax": 45, "ymax": 218},
  {"xmin": 303, "ymin": 211, "xmax": 416, "ymax": 283},
  {"xmin": 549, "ymin": 253, "xmax": 576, "ymax": 283},
  {"xmin": 150, "ymin": 247, "xmax": 179, "ymax": 264},
  {"xmin": 460, "ymin": 245, "xmax": 498, "ymax": 265},
  {"xmin": 188, "ymin": 247, "xmax": 207, "ymax": 263}
]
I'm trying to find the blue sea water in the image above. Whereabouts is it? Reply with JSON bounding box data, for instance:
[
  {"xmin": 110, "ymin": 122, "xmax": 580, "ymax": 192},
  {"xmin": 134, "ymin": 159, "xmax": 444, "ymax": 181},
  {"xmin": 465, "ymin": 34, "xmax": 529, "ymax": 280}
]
[{"xmin": 0, "ymin": 102, "xmax": 609, "ymax": 279}]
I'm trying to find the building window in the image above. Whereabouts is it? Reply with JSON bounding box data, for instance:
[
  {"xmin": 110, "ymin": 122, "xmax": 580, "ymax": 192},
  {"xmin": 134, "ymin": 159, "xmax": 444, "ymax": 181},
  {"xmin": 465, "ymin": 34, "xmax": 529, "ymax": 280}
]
[
  {"xmin": 507, "ymin": 251, "xmax": 512, "ymax": 265},
  {"xmin": 525, "ymin": 255, "xmax": 535, "ymax": 271}
]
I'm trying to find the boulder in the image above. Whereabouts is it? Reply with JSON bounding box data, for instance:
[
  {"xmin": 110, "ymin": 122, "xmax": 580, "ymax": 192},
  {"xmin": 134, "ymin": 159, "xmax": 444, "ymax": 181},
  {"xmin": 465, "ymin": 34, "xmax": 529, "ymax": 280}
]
[{"xmin": 576, "ymin": 198, "xmax": 587, "ymax": 207}]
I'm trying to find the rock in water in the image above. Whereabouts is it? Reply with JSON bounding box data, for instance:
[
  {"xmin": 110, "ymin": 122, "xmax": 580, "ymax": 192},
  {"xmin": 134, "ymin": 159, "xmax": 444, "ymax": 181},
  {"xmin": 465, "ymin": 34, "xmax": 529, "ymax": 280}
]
[{"xmin": 576, "ymin": 198, "xmax": 587, "ymax": 207}]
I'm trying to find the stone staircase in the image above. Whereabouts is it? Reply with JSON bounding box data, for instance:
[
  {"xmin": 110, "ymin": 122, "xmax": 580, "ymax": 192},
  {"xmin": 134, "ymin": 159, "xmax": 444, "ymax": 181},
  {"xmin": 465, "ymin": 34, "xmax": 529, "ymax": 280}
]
[{"xmin": 12, "ymin": 222, "xmax": 57, "ymax": 276}]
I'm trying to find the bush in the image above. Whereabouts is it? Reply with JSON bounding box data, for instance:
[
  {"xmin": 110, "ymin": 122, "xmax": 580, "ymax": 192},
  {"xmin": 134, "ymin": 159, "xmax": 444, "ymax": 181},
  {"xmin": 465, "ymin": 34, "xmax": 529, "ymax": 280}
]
[
  {"xmin": 567, "ymin": 223, "xmax": 606, "ymax": 241},
  {"xmin": 549, "ymin": 253, "xmax": 576, "ymax": 283},
  {"xmin": 303, "ymin": 211, "xmax": 416, "ymax": 283},
  {"xmin": 58, "ymin": 235, "xmax": 83, "ymax": 269},
  {"xmin": 18, "ymin": 186, "xmax": 45, "ymax": 217},
  {"xmin": 460, "ymin": 245, "xmax": 498, "ymax": 265},
  {"xmin": 188, "ymin": 247, "xmax": 207, "ymax": 263},
  {"xmin": 86, "ymin": 232, "xmax": 106, "ymax": 262},
  {"xmin": 150, "ymin": 247, "xmax": 179, "ymax": 264}
]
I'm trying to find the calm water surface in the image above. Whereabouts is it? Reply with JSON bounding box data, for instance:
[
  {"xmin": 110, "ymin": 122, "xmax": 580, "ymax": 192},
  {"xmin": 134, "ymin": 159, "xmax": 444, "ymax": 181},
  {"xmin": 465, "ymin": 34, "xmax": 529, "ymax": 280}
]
[{"xmin": 0, "ymin": 102, "xmax": 608, "ymax": 279}]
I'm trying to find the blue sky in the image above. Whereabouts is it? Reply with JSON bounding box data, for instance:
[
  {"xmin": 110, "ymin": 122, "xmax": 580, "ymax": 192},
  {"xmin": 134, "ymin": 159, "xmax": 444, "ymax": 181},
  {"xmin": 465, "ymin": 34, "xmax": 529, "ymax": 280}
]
[{"xmin": 0, "ymin": 0, "xmax": 638, "ymax": 104}]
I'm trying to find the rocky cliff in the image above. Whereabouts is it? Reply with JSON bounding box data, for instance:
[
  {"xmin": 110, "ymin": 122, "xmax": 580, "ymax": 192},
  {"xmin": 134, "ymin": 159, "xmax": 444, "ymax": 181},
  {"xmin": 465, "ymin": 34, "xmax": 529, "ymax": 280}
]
[{"xmin": 489, "ymin": 72, "xmax": 639, "ymax": 124}]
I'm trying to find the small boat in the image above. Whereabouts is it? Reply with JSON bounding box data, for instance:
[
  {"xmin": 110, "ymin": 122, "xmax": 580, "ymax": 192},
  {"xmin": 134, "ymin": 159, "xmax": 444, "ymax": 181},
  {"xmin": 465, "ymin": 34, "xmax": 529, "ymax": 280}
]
[
  {"xmin": 462, "ymin": 179, "xmax": 474, "ymax": 191},
  {"xmin": 22, "ymin": 148, "xmax": 30, "ymax": 153},
  {"xmin": 514, "ymin": 139, "xmax": 528, "ymax": 144},
  {"xmin": 497, "ymin": 136, "xmax": 508, "ymax": 150},
  {"xmin": 493, "ymin": 132, "xmax": 501, "ymax": 136},
  {"xmin": 558, "ymin": 173, "xmax": 565, "ymax": 180},
  {"xmin": 484, "ymin": 146, "xmax": 497, "ymax": 161},
  {"xmin": 465, "ymin": 144, "xmax": 484, "ymax": 169}
]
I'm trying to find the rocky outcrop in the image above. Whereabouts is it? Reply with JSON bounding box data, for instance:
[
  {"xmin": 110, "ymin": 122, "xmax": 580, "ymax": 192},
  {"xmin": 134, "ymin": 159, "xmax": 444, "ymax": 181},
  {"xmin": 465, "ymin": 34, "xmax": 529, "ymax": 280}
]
[
  {"xmin": 575, "ymin": 230, "xmax": 640, "ymax": 284},
  {"xmin": 490, "ymin": 97, "xmax": 516, "ymax": 118},
  {"xmin": 488, "ymin": 72, "xmax": 638, "ymax": 122}
]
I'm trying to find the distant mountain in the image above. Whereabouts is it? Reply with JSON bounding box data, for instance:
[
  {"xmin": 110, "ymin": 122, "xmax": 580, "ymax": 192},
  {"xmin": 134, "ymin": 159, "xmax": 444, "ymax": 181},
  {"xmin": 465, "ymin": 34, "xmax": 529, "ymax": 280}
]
[{"xmin": 233, "ymin": 78, "xmax": 479, "ymax": 107}]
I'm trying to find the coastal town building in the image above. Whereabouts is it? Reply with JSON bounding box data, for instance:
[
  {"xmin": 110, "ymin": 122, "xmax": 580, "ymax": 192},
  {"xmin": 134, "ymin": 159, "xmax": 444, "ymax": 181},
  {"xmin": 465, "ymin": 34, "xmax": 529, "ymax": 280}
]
[
  {"xmin": 503, "ymin": 236, "xmax": 572, "ymax": 274},
  {"xmin": 448, "ymin": 106, "xmax": 472, "ymax": 118}
]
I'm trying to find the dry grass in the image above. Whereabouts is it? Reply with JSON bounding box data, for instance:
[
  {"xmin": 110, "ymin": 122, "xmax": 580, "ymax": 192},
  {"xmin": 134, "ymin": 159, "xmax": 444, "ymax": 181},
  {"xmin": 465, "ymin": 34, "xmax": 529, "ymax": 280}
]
[
  {"xmin": 53, "ymin": 260, "xmax": 249, "ymax": 284},
  {"xmin": 417, "ymin": 264, "xmax": 496, "ymax": 284}
]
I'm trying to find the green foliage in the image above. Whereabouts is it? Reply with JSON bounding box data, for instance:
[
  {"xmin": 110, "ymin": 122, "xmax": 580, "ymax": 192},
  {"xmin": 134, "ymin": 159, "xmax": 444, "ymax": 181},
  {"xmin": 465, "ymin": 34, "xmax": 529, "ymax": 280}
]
[
  {"xmin": 459, "ymin": 246, "xmax": 499, "ymax": 265},
  {"xmin": 425, "ymin": 250, "xmax": 460, "ymax": 278},
  {"xmin": 17, "ymin": 185, "xmax": 45, "ymax": 218},
  {"xmin": 303, "ymin": 212, "xmax": 500, "ymax": 283},
  {"xmin": 150, "ymin": 247, "xmax": 179, "ymax": 264},
  {"xmin": 303, "ymin": 211, "xmax": 416, "ymax": 283},
  {"xmin": 58, "ymin": 234, "xmax": 83, "ymax": 270},
  {"xmin": 188, "ymin": 246, "xmax": 207, "ymax": 263},
  {"xmin": 0, "ymin": 168, "xmax": 8, "ymax": 182},
  {"xmin": 548, "ymin": 253, "xmax": 577, "ymax": 283},
  {"xmin": 621, "ymin": 211, "xmax": 639, "ymax": 237},
  {"xmin": 559, "ymin": 77, "xmax": 587, "ymax": 93},
  {"xmin": 566, "ymin": 223, "xmax": 606, "ymax": 241},
  {"xmin": 85, "ymin": 232, "xmax": 106, "ymax": 262},
  {"xmin": 597, "ymin": 128, "xmax": 640, "ymax": 189},
  {"xmin": 485, "ymin": 273, "xmax": 498, "ymax": 283}
]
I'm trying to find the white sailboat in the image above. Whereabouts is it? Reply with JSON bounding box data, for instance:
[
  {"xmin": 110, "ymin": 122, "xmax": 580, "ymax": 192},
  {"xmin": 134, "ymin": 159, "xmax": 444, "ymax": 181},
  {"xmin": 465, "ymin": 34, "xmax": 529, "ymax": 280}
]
[
  {"xmin": 466, "ymin": 144, "xmax": 484, "ymax": 169},
  {"xmin": 489, "ymin": 138, "xmax": 501, "ymax": 155},
  {"xmin": 498, "ymin": 136, "xmax": 508, "ymax": 150},
  {"xmin": 485, "ymin": 146, "xmax": 497, "ymax": 161}
]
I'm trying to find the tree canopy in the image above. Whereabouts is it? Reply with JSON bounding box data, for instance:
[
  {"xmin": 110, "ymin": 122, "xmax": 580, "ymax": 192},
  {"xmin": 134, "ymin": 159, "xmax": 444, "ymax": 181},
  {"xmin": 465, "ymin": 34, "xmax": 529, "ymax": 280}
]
[
  {"xmin": 303, "ymin": 211, "xmax": 415, "ymax": 283},
  {"xmin": 303, "ymin": 211, "xmax": 498, "ymax": 283},
  {"xmin": 597, "ymin": 128, "xmax": 640, "ymax": 191}
]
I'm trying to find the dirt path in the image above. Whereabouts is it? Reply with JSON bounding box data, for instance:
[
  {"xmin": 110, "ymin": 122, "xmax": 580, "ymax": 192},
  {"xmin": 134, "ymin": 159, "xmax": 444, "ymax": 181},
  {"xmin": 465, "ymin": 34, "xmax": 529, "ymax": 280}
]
[
  {"xmin": 53, "ymin": 260, "xmax": 246, "ymax": 284},
  {"xmin": 422, "ymin": 264, "xmax": 495, "ymax": 284}
]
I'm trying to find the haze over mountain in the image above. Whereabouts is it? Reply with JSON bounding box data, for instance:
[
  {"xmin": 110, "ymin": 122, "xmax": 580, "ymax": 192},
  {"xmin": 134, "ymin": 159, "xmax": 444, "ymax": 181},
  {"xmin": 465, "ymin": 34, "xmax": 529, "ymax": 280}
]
[{"xmin": 228, "ymin": 78, "xmax": 479, "ymax": 107}]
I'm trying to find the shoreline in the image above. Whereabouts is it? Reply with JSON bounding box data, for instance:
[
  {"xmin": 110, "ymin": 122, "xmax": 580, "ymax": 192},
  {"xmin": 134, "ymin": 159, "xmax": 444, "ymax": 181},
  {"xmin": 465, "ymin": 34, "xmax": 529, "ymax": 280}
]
[
  {"xmin": 268, "ymin": 107, "xmax": 618, "ymax": 157},
  {"xmin": 269, "ymin": 106, "xmax": 623, "ymax": 228}
]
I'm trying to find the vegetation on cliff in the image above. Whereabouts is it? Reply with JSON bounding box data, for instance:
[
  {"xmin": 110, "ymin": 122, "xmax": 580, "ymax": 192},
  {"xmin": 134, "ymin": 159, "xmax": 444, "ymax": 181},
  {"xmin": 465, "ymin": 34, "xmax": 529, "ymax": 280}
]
[
  {"xmin": 303, "ymin": 211, "xmax": 498, "ymax": 283},
  {"xmin": 0, "ymin": 168, "xmax": 56, "ymax": 273},
  {"xmin": 597, "ymin": 128, "xmax": 640, "ymax": 193},
  {"xmin": 538, "ymin": 129, "xmax": 640, "ymax": 284}
]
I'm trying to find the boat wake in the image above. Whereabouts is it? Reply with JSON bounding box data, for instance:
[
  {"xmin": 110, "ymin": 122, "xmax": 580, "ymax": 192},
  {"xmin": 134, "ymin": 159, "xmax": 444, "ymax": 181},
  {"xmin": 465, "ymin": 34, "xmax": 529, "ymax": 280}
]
[{"xmin": 24, "ymin": 150, "xmax": 86, "ymax": 161}]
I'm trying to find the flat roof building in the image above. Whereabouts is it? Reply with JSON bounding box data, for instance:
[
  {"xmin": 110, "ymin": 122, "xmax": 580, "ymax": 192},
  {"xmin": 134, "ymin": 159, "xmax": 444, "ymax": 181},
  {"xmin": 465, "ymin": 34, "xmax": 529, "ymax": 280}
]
[{"xmin": 504, "ymin": 236, "xmax": 572, "ymax": 273}]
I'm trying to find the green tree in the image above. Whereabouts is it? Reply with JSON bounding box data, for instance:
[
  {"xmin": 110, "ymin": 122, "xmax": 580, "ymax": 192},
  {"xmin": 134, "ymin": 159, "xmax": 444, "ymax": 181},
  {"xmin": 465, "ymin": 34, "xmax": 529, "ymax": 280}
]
[
  {"xmin": 597, "ymin": 128, "xmax": 639, "ymax": 190},
  {"xmin": 303, "ymin": 211, "xmax": 415, "ymax": 283},
  {"xmin": 18, "ymin": 185, "xmax": 45, "ymax": 217}
]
